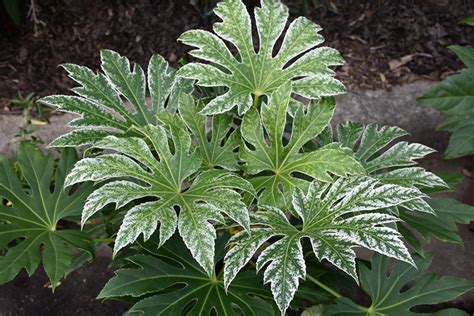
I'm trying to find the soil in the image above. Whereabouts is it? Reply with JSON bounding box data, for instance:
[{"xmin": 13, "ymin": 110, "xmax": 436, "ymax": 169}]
[
  {"xmin": 1, "ymin": 0, "xmax": 473, "ymax": 109},
  {"xmin": 0, "ymin": 255, "xmax": 130, "ymax": 316}
]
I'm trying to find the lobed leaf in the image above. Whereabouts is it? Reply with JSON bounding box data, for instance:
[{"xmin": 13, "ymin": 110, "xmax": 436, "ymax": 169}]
[
  {"xmin": 178, "ymin": 93, "xmax": 240, "ymax": 170},
  {"xmin": 0, "ymin": 143, "xmax": 94, "ymax": 289},
  {"xmin": 225, "ymin": 176, "xmax": 423, "ymax": 314},
  {"xmin": 178, "ymin": 0, "xmax": 345, "ymax": 115},
  {"xmin": 99, "ymin": 236, "xmax": 275, "ymax": 315},
  {"xmin": 241, "ymin": 82, "xmax": 363, "ymax": 208},
  {"xmin": 326, "ymin": 254, "xmax": 474, "ymax": 315},
  {"xmin": 418, "ymin": 68, "xmax": 474, "ymax": 158},
  {"xmin": 40, "ymin": 50, "xmax": 192, "ymax": 147},
  {"xmin": 66, "ymin": 123, "xmax": 253, "ymax": 275}
]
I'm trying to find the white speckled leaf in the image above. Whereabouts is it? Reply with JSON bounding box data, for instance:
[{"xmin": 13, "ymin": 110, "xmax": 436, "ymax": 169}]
[
  {"xmin": 365, "ymin": 142, "xmax": 435, "ymax": 173},
  {"xmin": 256, "ymin": 237, "xmax": 305, "ymax": 314},
  {"xmin": 225, "ymin": 176, "xmax": 422, "ymax": 313},
  {"xmin": 330, "ymin": 122, "xmax": 447, "ymax": 250},
  {"xmin": 178, "ymin": 204, "xmax": 221, "ymax": 275},
  {"xmin": 333, "ymin": 123, "xmax": 437, "ymax": 175},
  {"xmin": 240, "ymin": 82, "xmax": 363, "ymax": 208},
  {"xmin": 40, "ymin": 50, "xmax": 191, "ymax": 147},
  {"xmin": 81, "ymin": 180, "xmax": 154, "ymax": 227},
  {"xmin": 178, "ymin": 93, "xmax": 240, "ymax": 170},
  {"xmin": 66, "ymin": 123, "xmax": 252, "ymax": 275},
  {"xmin": 309, "ymin": 233, "xmax": 358, "ymax": 281},
  {"xmin": 224, "ymin": 229, "xmax": 273, "ymax": 290},
  {"xmin": 177, "ymin": 0, "xmax": 344, "ymax": 115},
  {"xmin": 377, "ymin": 167, "xmax": 447, "ymax": 189},
  {"xmin": 115, "ymin": 200, "xmax": 177, "ymax": 255}
]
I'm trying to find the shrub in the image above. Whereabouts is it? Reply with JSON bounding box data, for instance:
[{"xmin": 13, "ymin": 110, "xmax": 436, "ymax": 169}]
[{"xmin": 1, "ymin": 1, "xmax": 473, "ymax": 314}]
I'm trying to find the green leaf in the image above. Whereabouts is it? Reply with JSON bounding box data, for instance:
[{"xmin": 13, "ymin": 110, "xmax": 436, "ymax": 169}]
[
  {"xmin": 418, "ymin": 68, "xmax": 474, "ymax": 158},
  {"xmin": 400, "ymin": 198, "xmax": 474, "ymax": 244},
  {"xmin": 326, "ymin": 254, "xmax": 474, "ymax": 315},
  {"xmin": 40, "ymin": 50, "xmax": 192, "ymax": 147},
  {"xmin": 99, "ymin": 236, "xmax": 275, "ymax": 316},
  {"xmin": 0, "ymin": 143, "xmax": 94, "ymax": 289},
  {"xmin": 444, "ymin": 121, "xmax": 474, "ymax": 158},
  {"xmin": 178, "ymin": 93, "xmax": 240, "ymax": 170},
  {"xmin": 241, "ymin": 82, "xmax": 364, "ymax": 208},
  {"xmin": 177, "ymin": 0, "xmax": 345, "ymax": 115},
  {"xmin": 224, "ymin": 176, "xmax": 424, "ymax": 314},
  {"xmin": 463, "ymin": 16, "xmax": 474, "ymax": 26},
  {"xmin": 419, "ymin": 69, "xmax": 474, "ymax": 116},
  {"xmin": 66, "ymin": 123, "xmax": 254, "ymax": 275},
  {"xmin": 449, "ymin": 45, "xmax": 474, "ymax": 68},
  {"xmin": 418, "ymin": 43, "xmax": 474, "ymax": 159}
]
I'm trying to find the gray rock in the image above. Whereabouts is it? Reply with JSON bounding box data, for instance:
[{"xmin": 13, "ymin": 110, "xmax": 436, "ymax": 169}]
[
  {"xmin": 334, "ymin": 81, "xmax": 449, "ymax": 151},
  {"xmin": 0, "ymin": 113, "xmax": 74, "ymax": 159}
]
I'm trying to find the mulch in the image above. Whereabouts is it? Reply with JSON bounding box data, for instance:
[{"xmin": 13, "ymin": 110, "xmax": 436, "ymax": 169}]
[
  {"xmin": 0, "ymin": 0, "xmax": 473, "ymax": 110},
  {"xmin": 0, "ymin": 256, "xmax": 130, "ymax": 316}
]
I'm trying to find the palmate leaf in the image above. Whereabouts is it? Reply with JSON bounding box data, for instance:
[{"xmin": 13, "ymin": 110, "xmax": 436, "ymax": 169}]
[
  {"xmin": 330, "ymin": 122, "xmax": 474, "ymax": 252},
  {"xmin": 224, "ymin": 176, "xmax": 425, "ymax": 314},
  {"xmin": 178, "ymin": 93, "xmax": 240, "ymax": 170},
  {"xmin": 326, "ymin": 254, "xmax": 474, "ymax": 316},
  {"xmin": 241, "ymin": 82, "xmax": 364, "ymax": 208},
  {"xmin": 331, "ymin": 121, "xmax": 440, "ymax": 215},
  {"xmin": 99, "ymin": 235, "xmax": 275, "ymax": 316},
  {"xmin": 0, "ymin": 143, "xmax": 94, "ymax": 289},
  {"xmin": 40, "ymin": 50, "xmax": 192, "ymax": 147},
  {"xmin": 177, "ymin": 0, "xmax": 345, "ymax": 115},
  {"xmin": 336, "ymin": 122, "xmax": 436, "ymax": 174},
  {"xmin": 65, "ymin": 121, "xmax": 254, "ymax": 275}
]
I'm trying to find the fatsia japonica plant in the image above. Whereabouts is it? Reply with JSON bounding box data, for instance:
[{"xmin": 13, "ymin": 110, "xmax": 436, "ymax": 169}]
[{"xmin": 13, "ymin": 0, "xmax": 471, "ymax": 314}]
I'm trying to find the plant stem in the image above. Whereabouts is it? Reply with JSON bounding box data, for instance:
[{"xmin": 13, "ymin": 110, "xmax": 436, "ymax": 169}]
[
  {"xmin": 216, "ymin": 267, "xmax": 224, "ymax": 281},
  {"xmin": 253, "ymin": 94, "xmax": 260, "ymax": 108},
  {"xmin": 306, "ymin": 274, "xmax": 341, "ymax": 299}
]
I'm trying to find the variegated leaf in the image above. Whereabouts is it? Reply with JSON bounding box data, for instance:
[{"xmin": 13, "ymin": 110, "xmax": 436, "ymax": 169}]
[
  {"xmin": 328, "ymin": 122, "xmax": 445, "ymax": 217},
  {"xmin": 178, "ymin": 92, "xmax": 240, "ymax": 170},
  {"xmin": 40, "ymin": 50, "xmax": 192, "ymax": 147},
  {"xmin": 66, "ymin": 123, "xmax": 254, "ymax": 275},
  {"xmin": 225, "ymin": 175, "xmax": 421, "ymax": 314},
  {"xmin": 241, "ymin": 82, "xmax": 364, "ymax": 208},
  {"xmin": 377, "ymin": 167, "xmax": 447, "ymax": 189},
  {"xmin": 177, "ymin": 0, "xmax": 345, "ymax": 115}
]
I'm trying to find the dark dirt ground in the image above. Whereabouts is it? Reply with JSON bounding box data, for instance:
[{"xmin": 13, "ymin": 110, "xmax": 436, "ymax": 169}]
[
  {"xmin": 1, "ymin": 0, "xmax": 474, "ymax": 110},
  {"xmin": 0, "ymin": 255, "xmax": 130, "ymax": 316}
]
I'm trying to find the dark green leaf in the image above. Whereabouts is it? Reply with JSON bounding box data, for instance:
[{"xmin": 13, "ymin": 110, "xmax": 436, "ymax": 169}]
[
  {"xmin": 0, "ymin": 143, "xmax": 94, "ymax": 289},
  {"xmin": 326, "ymin": 254, "xmax": 474, "ymax": 315}
]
